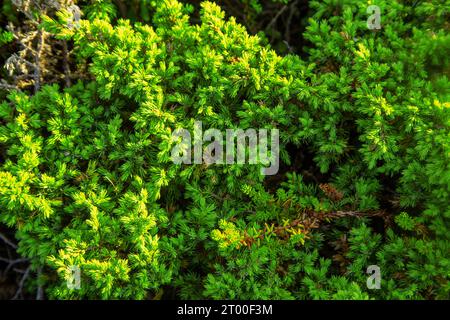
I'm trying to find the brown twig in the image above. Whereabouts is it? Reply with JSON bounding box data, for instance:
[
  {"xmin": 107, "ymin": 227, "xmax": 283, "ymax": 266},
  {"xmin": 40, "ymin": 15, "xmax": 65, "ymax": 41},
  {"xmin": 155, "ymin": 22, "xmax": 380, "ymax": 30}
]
[
  {"xmin": 114, "ymin": 0, "xmax": 127, "ymax": 18},
  {"xmin": 0, "ymin": 232, "xmax": 18, "ymax": 249},
  {"xmin": 12, "ymin": 266, "xmax": 31, "ymax": 300},
  {"xmin": 36, "ymin": 266, "xmax": 44, "ymax": 300},
  {"xmin": 285, "ymin": 0, "xmax": 299, "ymax": 43},
  {"xmin": 0, "ymin": 258, "xmax": 29, "ymax": 275},
  {"xmin": 62, "ymin": 40, "xmax": 72, "ymax": 87},
  {"xmin": 33, "ymin": 29, "xmax": 45, "ymax": 93},
  {"xmin": 0, "ymin": 81, "xmax": 21, "ymax": 91},
  {"xmin": 265, "ymin": 5, "xmax": 288, "ymax": 31},
  {"xmin": 239, "ymin": 209, "xmax": 389, "ymax": 247}
]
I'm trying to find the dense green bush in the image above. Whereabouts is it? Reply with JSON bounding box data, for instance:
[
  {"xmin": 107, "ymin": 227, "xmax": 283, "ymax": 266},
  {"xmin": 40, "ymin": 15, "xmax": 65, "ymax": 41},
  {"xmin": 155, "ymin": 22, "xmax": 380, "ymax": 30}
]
[{"xmin": 0, "ymin": 0, "xmax": 448, "ymax": 299}]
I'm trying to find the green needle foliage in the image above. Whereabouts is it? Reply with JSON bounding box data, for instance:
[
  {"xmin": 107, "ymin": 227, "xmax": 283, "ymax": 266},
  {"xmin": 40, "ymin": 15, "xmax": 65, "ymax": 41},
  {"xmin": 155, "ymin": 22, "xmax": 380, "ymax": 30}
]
[{"xmin": 0, "ymin": 0, "xmax": 448, "ymax": 299}]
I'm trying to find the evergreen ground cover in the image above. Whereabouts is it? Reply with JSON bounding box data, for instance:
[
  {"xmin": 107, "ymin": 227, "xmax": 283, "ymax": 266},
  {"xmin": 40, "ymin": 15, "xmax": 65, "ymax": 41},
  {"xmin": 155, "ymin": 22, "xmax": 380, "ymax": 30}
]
[{"xmin": 0, "ymin": 0, "xmax": 448, "ymax": 300}]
